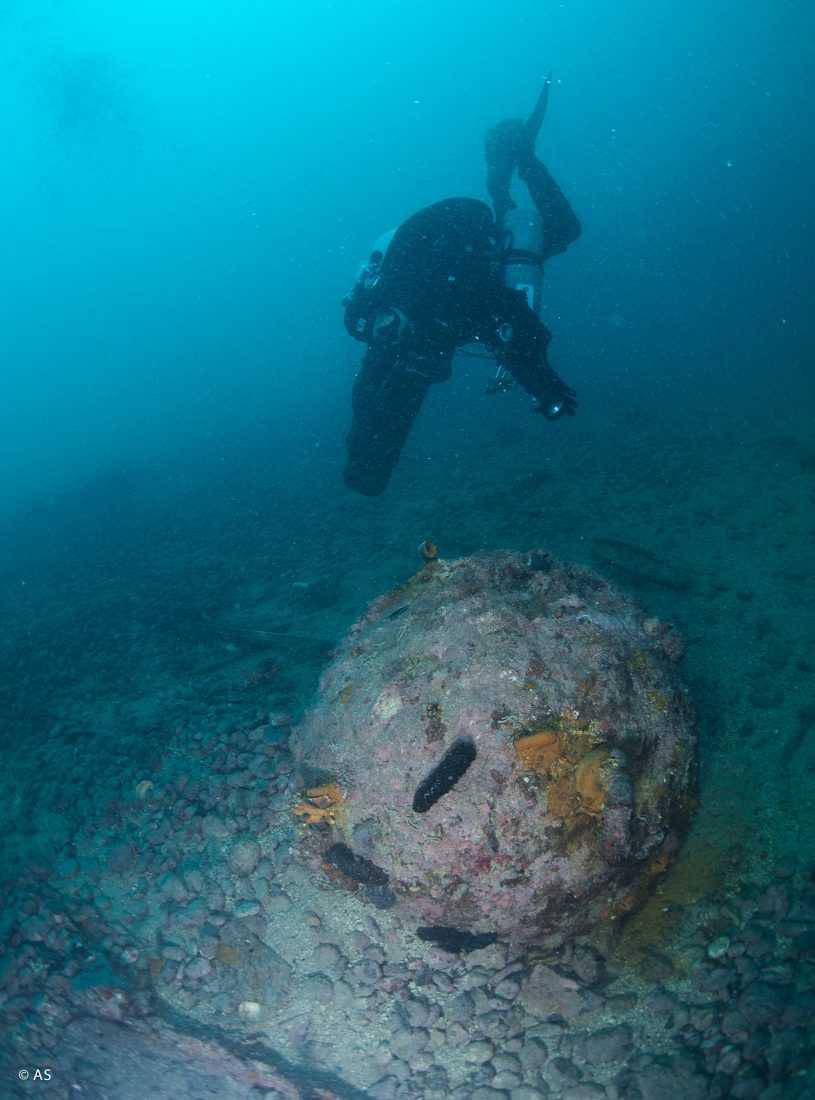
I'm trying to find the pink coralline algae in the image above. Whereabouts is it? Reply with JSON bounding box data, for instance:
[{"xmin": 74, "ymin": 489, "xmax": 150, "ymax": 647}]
[{"xmin": 292, "ymin": 550, "xmax": 697, "ymax": 945}]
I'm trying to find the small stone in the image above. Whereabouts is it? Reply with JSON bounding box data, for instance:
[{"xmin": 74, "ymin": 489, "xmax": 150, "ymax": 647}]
[
  {"xmin": 349, "ymin": 958, "xmax": 381, "ymax": 986},
  {"xmin": 707, "ymin": 936, "xmax": 730, "ymax": 959},
  {"xmin": 182, "ymin": 868, "xmax": 205, "ymax": 894},
  {"xmin": 312, "ymin": 943, "xmax": 346, "ymax": 972},
  {"xmin": 234, "ymin": 900, "xmax": 261, "ymax": 918},
  {"xmin": 228, "ymin": 838, "xmax": 261, "ymax": 875},
  {"xmin": 369, "ymin": 1078, "xmax": 399, "ymax": 1100},
  {"xmin": 494, "ymin": 978, "xmax": 521, "ymax": 1000},
  {"xmin": 582, "ymin": 1025, "xmax": 633, "ymax": 1063},
  {"xmin": 492, "ymin": 1054, "xmax": 523, "ymax": 1076},
  {"xmin": 462, "ymin": 1039, "xmax": 495, "ymax": 1064},
  {"xmin": 301, "ymin": 974, "xmax": 334, "ymax": 1002},
  {"xmin": 518, "ymin": 1037, "xmax": 549, "ymax": 1069},
  {"xmin": 492, "ymin": 1072, "xmax": 522, "ymax": 1090},
  {"xmin": 390, "ymin": 1027, "xmax": 430, "ymax": 1059},
  {"xmin": 561, "ymin": 1087, "xmax": 606, "ymax": 1100},
  {"xmin": 201, "ymin": 814, "xmax": 231, "ymax": 840},
  {"xmin": 401, "ymin": 997, "xmax": 431, "ymax": 1027},
  {"xmin": 543, "ymin": 1057, "xmax": 581, "ymax": 1090},
  {"xmin": 238, "ymin": 1000, "xmax": 262, "ymax": 1020},
  {"xmin": 185, "ymin": 957, "xmax": 212, "ymax": 981},
  {"xmin": 433, "ymin": 971, "xmax": 454, "ymax": 993},
  {"xmin": 264, "ymin": 889, "xmax": 292, "ymax": 913}
]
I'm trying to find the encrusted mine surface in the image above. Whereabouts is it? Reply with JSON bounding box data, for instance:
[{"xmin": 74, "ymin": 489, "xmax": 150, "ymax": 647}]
[{"xmin": 292, "ymin": 550, "xmax": 697, "ymax": 944}]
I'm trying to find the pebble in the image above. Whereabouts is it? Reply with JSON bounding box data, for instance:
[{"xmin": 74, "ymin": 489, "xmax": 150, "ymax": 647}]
[
  {"xmin": 543, "ymin": 1056, "xmax": 581, "ymax": 1090},
  {"xmin": 312, "ymin": 944, "xmax": 346, "ymax": 972},
  {"xmin": 263, "ymin": 890, "xmax": 292, "ymax": 913},
  {"xmin": 494, "ymin": 978, "xmax": 521, "ymax": 1000},
  {"xmin": 301, "ymin": 974, "xmax": 334, "ymax": 1002},
  {"xmin": 518, "ymin": 1037, "xmax": 549, "ymax": 1069},
  {"xmin": 185, "ymin": 957, "xmax": 212, "ymax": 981},
  {"xmin": 401, "ymin": 997, "xmax": 431, "ymax": 1027},
  {"xmin": 580, "ymin": 1024, "xmax": 633, "ymax": 1063},
  {"xmin": 491, "ymin": 1071, "xmax": 522, "ymax": 1090},
  {"xmin": 349, "ymin": 959, "xmax": 381, "ymax": 986},
  {"xmin": 463, "ymin": 1039, "xmax": 495, "ymax": 1064},
  {"xmin": 238, "ymin": 1000, "xmax": 262, "ymax": 1020},
  {"xmin": 228, "ymin": 838, "xmax": 261, "ymax": 875},
  {"xmin": 201, "ymin": 814, "xmax": 231, "ymax": 840},
  {"xmin": 390, "ymin": 1027, "xmax": 429, "ymax": 1059},
  {"xmin": 234, "ymin": 900, "xmax": 260, "ymax": 918},
  {"xmin": 707, "ymin": 936, "xmax": 731, "ymax": 959}
]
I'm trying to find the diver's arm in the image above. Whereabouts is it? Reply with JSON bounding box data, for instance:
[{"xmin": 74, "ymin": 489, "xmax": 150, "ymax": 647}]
[
  {"xmin": 516, "ymin": 76, "xmax": 581, "ymax": 257},
  {"xmin": 485, "ymin": 288, "xmax": 577, "ymax": 418}
]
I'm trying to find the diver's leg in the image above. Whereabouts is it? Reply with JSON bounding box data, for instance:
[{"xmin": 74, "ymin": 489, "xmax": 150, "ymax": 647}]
[
  {"xmin": 519, "ymin": 157, "xmax": 581, "ymax": 259},
  {"xmin": 343, "ymin": 346, "xmax": 434, "ymax": 496}
]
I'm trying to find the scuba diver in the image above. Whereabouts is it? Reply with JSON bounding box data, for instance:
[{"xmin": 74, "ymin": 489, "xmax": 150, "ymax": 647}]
[{"xmin": 342, "ymin": 78, "xmax": 581, "ymax": 497}]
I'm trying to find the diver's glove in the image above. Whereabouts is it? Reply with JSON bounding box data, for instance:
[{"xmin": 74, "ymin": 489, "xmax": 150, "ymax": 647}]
[{"xmin": 535, "ymin": 377, "xmax": 578, "ymax": 420}]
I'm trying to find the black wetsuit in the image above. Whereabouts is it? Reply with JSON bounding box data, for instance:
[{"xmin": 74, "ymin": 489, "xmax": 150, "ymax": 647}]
[{"xmin": 342, "ymin": 157, "xmax": 580, "ymax": 497}]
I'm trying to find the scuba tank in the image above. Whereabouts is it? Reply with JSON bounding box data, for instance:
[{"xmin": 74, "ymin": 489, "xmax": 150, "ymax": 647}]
[
  {"xmin": 343, "ymin": 228, "xmax": 397, "ymax": 342},
  {"xmin": 502, "ymin": 207, "xmax": 545, "ymax": 316}
]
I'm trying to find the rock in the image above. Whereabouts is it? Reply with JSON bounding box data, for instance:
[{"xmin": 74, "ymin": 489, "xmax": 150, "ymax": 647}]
[
  {"xmin": 721, "ymin": 1009, "xmax": 750, "ymax": 1043},
  {"xmin": 494, "ymin": 978, "xmax": 521, "ymax": 1000},
  {"xmin": 300, "ymin": 974, "xmax": 334, "ymax": 1002},
  {"xmin": 291, "ymin": 551, "xmax": 696, "ymax": 942},
  {"xmin": 311, "ymin": 943, "xmax": 346, "ymax": 972},
  {"xmin": 462, "ymin": 1039, "xmax": 496, "ymax": 1064},
  {"xmin": 492, "ymin": 1054, "xmax": 523, "ymax": 1076},
  {"xmin": 369, "ymin": 1078, "xmax": 400, "ymax": 1100},
  {"xmin": 707, "ymin": 935, "xmax": 730, "ymax": 959},
  {"xmin": 543, "ymin": 1057, "xmax": 581, "ymax": 1090},
  {"xmin": 228, "ymin": 839, "xmax": 260, "ymax": 876},
  {"xmin": 561, "ymin": 1087, "xmax": 606, "ymax": 1100},
  {"xmin": 263, "ymin": 889, "xmax": 292, "ymax": 914},
  {"xmin": 621, "ymin": 1055, "xmax": 709, "ymax": 1100},
  {"xmin": 729, "ymin": 1078, "xmax": 765, "ymax": 1099},
  {"xmin": 518, "ymin": 1037, "xmax": 549, "ymax": 1069},
  {"xmin": 349, "ymin": 959, "xmax": 382, "ymax": 987},
  {"xmin": 401, "ymin": 997, "xmax": 431, "ymax": 1027},
  {"xmin": 568, "ymin": 945, "xmax": 605, "ymax": 986},
  {"xmin": 518, "ymin": 964, "xmax": 595, "ymax": 1020},
  {"xmin": 185, "ymin": 958, "xmax": 212, "ymax": 981},
  {"xmin": 492, "ymin": 1072, "xmax": 522, "ymax": 1090},
  {"xmin": 511, "ymin": 1088, "xmax": 551, "ymax": 1100},
  {"xmin": 201, "ymin": 814, "xmax": 231, "ymax": 840},
  {"xmin": 578, "ymin": 1025, "xmax": 634, "ymax": 1064},
  {"xmin": 234, "ymin": 900, "xmax": 260, "ymax": 918},
  {"xmin": 390, "ymin": 1027, "xmax": 430, "ymax": 1059},
  {"xmin": 447, "ymin": 992, "xmax": 476, "ymax": 1023}
]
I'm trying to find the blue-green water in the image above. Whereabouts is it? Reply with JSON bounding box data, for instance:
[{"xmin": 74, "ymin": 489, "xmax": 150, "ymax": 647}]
[{"xmin": 1, "ymin": 3, "xmax": 813, "ymax": 1098}]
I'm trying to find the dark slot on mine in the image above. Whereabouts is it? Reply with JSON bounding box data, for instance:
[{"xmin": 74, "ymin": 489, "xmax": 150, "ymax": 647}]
[
  {"xmin": 416, "ymin": 926, "xmax": 497, "ymax": 954},
  {"xmin": 412, "ymin": 737, "xmax": 476, "ymax": 813},
  {"xmin": 324, "ymin": 842, "xmax": 389, "ymax": 885}
]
